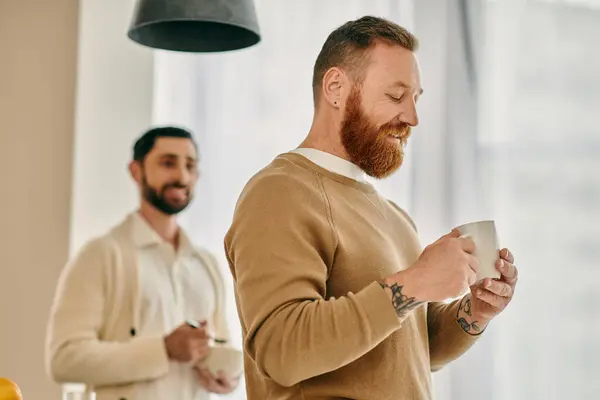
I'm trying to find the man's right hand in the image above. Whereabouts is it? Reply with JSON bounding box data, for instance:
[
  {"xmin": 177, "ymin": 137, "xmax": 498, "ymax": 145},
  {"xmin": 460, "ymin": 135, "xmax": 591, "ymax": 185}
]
[
  {"xmin": 163, "ymin": 322, "xmax": 210, "ymax": 363},
  {"xmin": 409, "ymin": 229, "xmax": 479, "ymax": 301},
  {"xmin": 385, "ymin": 229, "xmax": 479, "ymax": 304}
]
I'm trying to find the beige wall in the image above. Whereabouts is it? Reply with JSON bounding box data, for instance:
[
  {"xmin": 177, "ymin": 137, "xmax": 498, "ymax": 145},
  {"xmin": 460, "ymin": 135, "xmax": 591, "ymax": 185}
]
[
  {"xmin": 0, "ymin": 1, "xmax": 79, "ymax": 398},
  {"xmin": 0, "ymin": 0, "xmax": 155, "ymax": 397},
  {"xmin": 70, "ymin": 0, "xmax": 154, "ymax": 251}
]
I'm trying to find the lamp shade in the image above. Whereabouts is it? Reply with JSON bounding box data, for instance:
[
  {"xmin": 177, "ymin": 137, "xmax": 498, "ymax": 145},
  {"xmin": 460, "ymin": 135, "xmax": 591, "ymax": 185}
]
[{"xmin": 127, "ymin": 0, "xmax": 261, "ymax": 52}]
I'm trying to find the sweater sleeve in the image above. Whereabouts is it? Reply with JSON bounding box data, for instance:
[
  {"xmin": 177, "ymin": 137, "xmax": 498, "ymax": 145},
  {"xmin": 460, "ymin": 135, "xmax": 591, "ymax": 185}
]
[
  {"xmin": 427, "ymin": 298, "xmax": 481, "ymax": 371},
  {"xmin": 224, "ymin": 172, "xmax": 403, "ymax": 387},
  {"xmin": 45, "ymin": 238, "xmax": 170, "ymax": 386}
]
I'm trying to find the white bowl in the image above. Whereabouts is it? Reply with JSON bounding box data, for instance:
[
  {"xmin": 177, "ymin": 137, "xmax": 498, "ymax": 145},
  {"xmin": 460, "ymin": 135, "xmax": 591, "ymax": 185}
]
[{"xmin": 197, "ymin": 346, "xmax": 243, "ymax": 379}]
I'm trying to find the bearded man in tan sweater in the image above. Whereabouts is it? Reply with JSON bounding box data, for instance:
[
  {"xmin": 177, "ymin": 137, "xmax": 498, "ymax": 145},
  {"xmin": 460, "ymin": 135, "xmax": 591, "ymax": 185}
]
[{"xmin": 224, "ymin": 16, "xmax": 519, "ymax": 400}]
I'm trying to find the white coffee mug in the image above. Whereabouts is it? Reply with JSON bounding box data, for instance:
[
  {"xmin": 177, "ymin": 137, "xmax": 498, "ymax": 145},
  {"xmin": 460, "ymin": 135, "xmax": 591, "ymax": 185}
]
[{"xmin": 456, "ymin": 220, "xmax": 501, "ymax": 281}]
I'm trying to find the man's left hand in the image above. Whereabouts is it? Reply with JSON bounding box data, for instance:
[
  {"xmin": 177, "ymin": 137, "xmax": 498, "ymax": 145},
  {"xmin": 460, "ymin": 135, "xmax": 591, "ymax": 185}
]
[
  {"xmin": 195, "ymin": 367, "xmax": 240, "ymax": 394},
  {"xmin": 456, "ymin": 248, "xmax": 518, "ymax": 335},
  {"xmin": 471, "ymin": 248, "xmax": 518, "ymax": 321}
]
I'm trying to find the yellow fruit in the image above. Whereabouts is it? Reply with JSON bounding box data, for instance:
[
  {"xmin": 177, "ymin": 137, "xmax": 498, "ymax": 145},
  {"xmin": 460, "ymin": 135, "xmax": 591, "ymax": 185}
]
[{"xmin": 0, "ymin": 378, "xmax": 22, "ymax": 400}]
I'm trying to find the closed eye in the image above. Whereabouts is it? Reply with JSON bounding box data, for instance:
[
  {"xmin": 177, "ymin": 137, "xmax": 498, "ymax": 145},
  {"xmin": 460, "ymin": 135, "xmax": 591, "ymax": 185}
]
[{"xmin": 386, "ymin": 93, "xmax": 403, "ymax": 103}]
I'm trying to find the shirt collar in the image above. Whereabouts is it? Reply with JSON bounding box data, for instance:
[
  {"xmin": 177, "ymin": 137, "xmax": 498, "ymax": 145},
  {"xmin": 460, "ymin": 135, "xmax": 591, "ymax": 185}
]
[
  {"xmin": 291, "ymin": 148, "xmax": 366, "ymax": 182},
  {"xmin": 131, "ymin": 211, "xmax": 192, "ymax": 254}
]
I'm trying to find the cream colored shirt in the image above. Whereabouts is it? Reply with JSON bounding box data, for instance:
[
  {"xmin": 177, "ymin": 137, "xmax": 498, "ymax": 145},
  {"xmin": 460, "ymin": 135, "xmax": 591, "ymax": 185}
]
[
  {"xmin": 132, "ymin": 212, "xmax": 215, "ymax": 400},
  {"xmin": 292, "ymin": 148, "xmax": 366, "ymax": 182},
  {"xmin": 46, "ymin": 212, "xmax": 230, "ymax": 400}
]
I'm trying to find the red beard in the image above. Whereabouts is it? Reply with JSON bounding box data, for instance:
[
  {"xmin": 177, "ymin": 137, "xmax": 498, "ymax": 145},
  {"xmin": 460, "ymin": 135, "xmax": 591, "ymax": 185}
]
[{"xmin": 340, "ymin": 85, "xmax": 411, "ymax": 179}]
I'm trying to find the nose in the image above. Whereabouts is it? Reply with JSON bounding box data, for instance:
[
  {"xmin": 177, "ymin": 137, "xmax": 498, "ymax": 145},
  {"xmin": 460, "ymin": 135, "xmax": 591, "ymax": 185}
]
[
  {"xmin": 400, "ymin": 100, "xmax": 419, "ymax": 127},
  {"xmin": 174, "ymin": 162, "xmax": 191, "ymax": 185}
]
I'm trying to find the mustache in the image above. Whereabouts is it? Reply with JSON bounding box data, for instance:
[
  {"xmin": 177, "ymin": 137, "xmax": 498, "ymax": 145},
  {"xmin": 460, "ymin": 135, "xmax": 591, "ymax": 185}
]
[
  {"xmin": 161, "ymin": 182, "xmax": 190, "ymax": 194},
  {"xmin": 164, "ymin": 182, "xmax": 187, "ymax": 189},
  {"xmin": 377, "ymin": 121, "xmax": 411, "ymax": 140}
]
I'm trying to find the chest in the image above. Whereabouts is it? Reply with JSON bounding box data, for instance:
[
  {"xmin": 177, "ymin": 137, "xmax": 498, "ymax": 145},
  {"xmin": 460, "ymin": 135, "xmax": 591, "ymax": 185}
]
[
  {"xmin": 137, "ymin": 246, "xmax": 216, "ymax": 333},
  {"xmin": 326, "ymin": 192, "xmax": 422, "ymax": 296}
]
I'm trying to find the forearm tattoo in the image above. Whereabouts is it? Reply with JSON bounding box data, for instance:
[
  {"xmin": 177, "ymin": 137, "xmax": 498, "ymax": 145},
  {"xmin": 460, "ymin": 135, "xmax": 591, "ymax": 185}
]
[
  {"xmin": 456, "ymin": 295, "xmax": 482, "ymax": 334},
  {"xmin": 379, "ymin": 281, "xmax": 423, "ymax": 319}
]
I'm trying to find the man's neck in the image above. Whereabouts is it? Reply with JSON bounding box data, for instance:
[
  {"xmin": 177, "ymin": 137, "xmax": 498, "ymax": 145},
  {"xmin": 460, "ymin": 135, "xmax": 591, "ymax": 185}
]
[
  {"xmin": 139, "ymin": 202, "xmax": 180, "ymax": 247},
  {"xmin": 300, "ymin": 112, "xmax": 349, "ymax": 160}
]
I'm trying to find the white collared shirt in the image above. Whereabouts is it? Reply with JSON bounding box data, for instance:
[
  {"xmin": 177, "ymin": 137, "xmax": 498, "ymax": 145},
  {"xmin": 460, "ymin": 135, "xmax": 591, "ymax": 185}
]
[
  {"xmin": 131, "ymin": 212, "xmax": 215, "ymax": 400},
  {"xmin": 291, "ymin": 148, "xmax": 366, "ymax": 182}
]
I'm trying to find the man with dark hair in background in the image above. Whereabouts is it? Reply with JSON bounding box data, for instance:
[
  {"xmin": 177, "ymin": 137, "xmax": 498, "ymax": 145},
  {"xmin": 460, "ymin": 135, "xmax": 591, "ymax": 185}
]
[
  {"xmin": 225, "ymin": 16, "xmax": 518, "ymax": 399},
  {"xmin": 46, "ymin": 127, "xmax": 239, "ymax": 400}
]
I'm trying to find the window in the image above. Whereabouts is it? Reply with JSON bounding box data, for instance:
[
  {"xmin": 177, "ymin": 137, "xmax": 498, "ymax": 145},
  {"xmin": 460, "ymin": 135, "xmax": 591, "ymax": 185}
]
[{"xmin": 479, "ymin": 1, "xmax": 600, "ymax": 398}]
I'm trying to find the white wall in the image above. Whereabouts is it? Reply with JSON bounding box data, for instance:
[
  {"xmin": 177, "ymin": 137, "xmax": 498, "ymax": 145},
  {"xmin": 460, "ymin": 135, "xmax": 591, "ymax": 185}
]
[{"xmin": 70, "ymin": 0, "xmax": 155, "ymax": 252}]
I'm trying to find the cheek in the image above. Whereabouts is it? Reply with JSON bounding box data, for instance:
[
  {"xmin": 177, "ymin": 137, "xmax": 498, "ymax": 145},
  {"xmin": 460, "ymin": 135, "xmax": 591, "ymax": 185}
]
[
  {"xmin": 363, "ymin": 101, "xmax": 398, "ymax": 128},
  {"xmin": 377, "ymin": 106, "xmax": 401, "ymax": 126},
  {"xmin": 369, "ymin": 111, "xmax": 397, "ymax": 132},
  {"xmin": 143, "ymin": 170, "xmax": 168, "ymax": 188},
  {"xmin": 189, "ymin": 171, "xmax": 199, "ymax": 184}
]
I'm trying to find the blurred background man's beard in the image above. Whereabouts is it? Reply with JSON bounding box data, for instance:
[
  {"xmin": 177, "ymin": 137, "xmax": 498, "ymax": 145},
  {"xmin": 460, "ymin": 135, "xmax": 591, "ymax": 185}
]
[{"xmin": 141, "ymin": 173, "xmax": 192, "ymax": 215}]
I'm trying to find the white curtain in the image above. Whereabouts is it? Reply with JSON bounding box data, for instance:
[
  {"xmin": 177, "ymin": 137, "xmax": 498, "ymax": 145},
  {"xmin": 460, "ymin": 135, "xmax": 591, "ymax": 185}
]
[
  {"xmin": 153, "ymin": 0, "xmax": 600, "ymax": 399},
  {"xmin": 413, "ymin": 1, "xmax": 600, "ymax": 399},
  {"xmin": 475, "ymin": 1, "xmax": 600, "ymax": 399},
  {"xmin": 419, "ymin": 0, "xmax": 600, "ymax": 399}
]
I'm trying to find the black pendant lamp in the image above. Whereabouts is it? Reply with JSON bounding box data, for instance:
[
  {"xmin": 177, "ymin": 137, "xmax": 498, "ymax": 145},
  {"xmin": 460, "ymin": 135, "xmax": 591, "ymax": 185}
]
[{"xmin": 127, "ymin": 0, "xmax": 261, "ymax": 53}]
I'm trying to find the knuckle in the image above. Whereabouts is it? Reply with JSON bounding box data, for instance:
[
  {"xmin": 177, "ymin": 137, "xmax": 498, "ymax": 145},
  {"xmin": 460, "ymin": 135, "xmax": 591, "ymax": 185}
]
[
  {"xmin": 489, "ymin": 281, "xmax": 498, "ymax": 293},
  {"xmin": 498, "ymin": 284, "xmax": 506, "ymax": 296}
]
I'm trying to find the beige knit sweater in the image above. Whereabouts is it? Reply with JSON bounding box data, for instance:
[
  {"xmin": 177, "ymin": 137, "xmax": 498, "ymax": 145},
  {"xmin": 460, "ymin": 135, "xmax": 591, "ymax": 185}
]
[{"xmin": 224, "ymin": 153, "xmax": 480, "ymax": 400}]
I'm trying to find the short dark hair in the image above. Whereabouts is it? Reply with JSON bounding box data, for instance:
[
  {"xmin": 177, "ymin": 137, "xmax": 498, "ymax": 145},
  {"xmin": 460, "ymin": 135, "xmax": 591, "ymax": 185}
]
[
  {"xmin": 132, "ymin": 126, "xmax": 196, "ymax": 162},
  {"xmin": 312, "ymin": 16, "xmax": 419, "ymax": 104}
]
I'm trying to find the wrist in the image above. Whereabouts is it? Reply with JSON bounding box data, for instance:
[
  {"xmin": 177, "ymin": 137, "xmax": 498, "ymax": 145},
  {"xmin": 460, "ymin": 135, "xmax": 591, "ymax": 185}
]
[
  {"xmin": 386, "ymin": 266, "xmax": 429, "ymax": 301},
  {"xmin": 163, "ymin": 337, "xmax": 174, "ymax": 360},
  {"xmin": 456, "ymin": 294, "xmax": 489, "ymax": 336},
  {"xmin": 379, "ymin": 269, "xmax": 425, "ymax": 319}
]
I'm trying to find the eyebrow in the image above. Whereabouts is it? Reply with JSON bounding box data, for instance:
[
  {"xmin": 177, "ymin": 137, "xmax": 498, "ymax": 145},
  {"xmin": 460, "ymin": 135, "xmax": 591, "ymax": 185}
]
[
  {"xmin": 158, "ymin": 153, "xmax": 197, "ymax": 162},
  {"xmin": 391, "ymin": 80, "xmax": 424, "ymax": 95}
]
